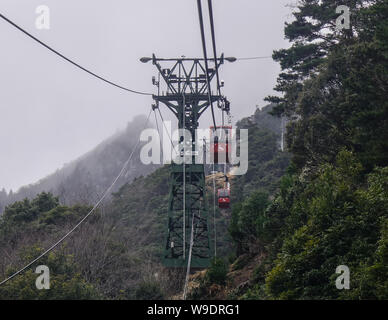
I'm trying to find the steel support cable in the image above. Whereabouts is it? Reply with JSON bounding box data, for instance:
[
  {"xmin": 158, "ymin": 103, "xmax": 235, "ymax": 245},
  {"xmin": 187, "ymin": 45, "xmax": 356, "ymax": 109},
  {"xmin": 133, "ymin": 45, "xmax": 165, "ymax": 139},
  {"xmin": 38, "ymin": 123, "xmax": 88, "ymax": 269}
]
[
  {"xmin": 185, "ymin": 0, "xmax": 222, "ymax": 298},
  {"xmin": 182, "ymin": 91, "xmax": 188, "ymax": 299},
  {"xmin": 181, "ymin": 92, "xmax": 197, "ymax": 300},
  {"xmin": 183, "ymin": 208, "xmax": 195, "ymax": 300},
  {"xmin": 213, "ymin": 162, "xmax": 217, "ymax": 258},
  {"xmin": 157, "ymin": 107, "xmax": 178, "ymax": 155},
  {"xmin": 0, "ymin": 12, "xmax": 152, "ymax": 96},
  {"xmin": 153, "ymin": 109, "xmax": 164, "ymax": 156},
  {"xmin": 0, "ymin": 109, "xmax": 153, "ymax": 286},
  {"xmin": 208, "ymin": 0, "xmax": 219, "ymax": 257},
  {"xmin": 196, "ymin": 0, "xmax": 217, "ymax": 130},
  {"xmin": 154, "ymin": 109, "xmax": 161, "ymax": 138},
  {"xmin": 207, "ymin": 0, "xmax": 222, "ymax": 97},
  {"xmin": 182, "ymin": 93, "xmax": 186, "ymax": 261}
]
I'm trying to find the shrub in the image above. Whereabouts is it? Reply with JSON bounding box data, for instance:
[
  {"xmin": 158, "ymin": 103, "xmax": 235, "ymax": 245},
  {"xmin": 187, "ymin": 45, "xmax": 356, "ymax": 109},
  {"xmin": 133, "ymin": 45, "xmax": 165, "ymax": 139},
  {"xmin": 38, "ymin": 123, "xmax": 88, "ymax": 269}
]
[
  {"xmin": 205, "ymin": 258, "xmax": 228, "ymax": 286},
  {"xmin": 134, "ymin": 281, "xmax": 164, "ymax": 300}
]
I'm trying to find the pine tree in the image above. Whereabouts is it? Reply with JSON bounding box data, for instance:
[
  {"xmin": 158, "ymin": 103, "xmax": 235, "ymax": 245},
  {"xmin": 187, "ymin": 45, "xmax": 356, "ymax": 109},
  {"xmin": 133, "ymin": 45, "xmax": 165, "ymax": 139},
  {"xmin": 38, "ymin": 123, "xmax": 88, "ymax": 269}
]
[
  {"xmin": 267, "ymin": 0, "xmax": 388, "ymax": 169},
  {"xmin": 266, "ymin": 0, "xmax": 376, "ymax": 116}
]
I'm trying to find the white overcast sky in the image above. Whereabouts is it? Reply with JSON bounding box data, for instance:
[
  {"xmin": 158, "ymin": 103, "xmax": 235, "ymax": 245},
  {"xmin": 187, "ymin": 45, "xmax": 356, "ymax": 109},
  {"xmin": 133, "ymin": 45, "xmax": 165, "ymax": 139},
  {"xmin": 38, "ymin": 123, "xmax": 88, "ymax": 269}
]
[{"xmin": 0, "ymin": 0, "xmax": 292, "ymax": 192}]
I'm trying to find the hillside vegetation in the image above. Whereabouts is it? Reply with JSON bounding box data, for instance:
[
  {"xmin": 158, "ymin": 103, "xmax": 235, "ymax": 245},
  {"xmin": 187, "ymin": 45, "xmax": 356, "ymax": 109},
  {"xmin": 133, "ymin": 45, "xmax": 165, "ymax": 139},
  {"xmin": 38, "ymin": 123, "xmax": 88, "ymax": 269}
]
[
  {"xmin": 189, "ymin": 0, "xmax": 388, "ymax": 300},
  {"xmin": 0, "ymin": 103, "xmax": 289, "ymax": 299}
]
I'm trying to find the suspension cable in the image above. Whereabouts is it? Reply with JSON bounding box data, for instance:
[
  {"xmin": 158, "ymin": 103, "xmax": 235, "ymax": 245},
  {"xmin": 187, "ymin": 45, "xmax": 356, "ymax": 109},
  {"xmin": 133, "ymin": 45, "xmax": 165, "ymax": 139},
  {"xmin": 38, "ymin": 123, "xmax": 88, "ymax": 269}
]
[
  {"xmin": 207, "ymin": 0, "xmax": 222, "ymax": 97},
  {"xmin": 185, "ymin": 1, "xmax": 220, "ymax": 298},
  {"xmin": 182, "ymin": 94, "xmax": 186, "ymax": 261},
  {"xmin": 213, "ymin": 162, "xmax": 217, "ymax": 258},
  {"xmin": 183, "ymin": 208, "xmax": 195, "ymax": 300},
  {"xmin": 153, "ymin": 108, "xmax": 164, "ymax": 155},
  {"xmin": 0, "ymin": 12, "xmax": 152, "ymax": 96},
  {"xmin": 157, "ymin": 107, "xmax": 178, "ymax": 155},
  {"xmin": 0, "ymin": 109, "xmax": 153, "ymax": 286},
  {"xmin": 153, "ymin": 109, "xmax": 161, "ymax": 137},
  {"xmin": 196, "ymin": 0, "xmax": 217, "ymax": 130}
]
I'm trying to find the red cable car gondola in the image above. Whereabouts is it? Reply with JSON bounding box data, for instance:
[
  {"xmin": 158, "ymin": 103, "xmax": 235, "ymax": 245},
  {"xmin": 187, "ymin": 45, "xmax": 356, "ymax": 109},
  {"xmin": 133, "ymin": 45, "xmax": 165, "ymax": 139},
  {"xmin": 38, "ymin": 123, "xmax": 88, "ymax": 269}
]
[
  {"xmin": 217, "ymin": 176, "xmax": 231, "ymax": 209},
  {"xmin": 210, "ymin": 126, "xmax": 232, "ymax": 164},
  {"xmin": 217, "ymin": 188, "xmax": 230, "ymax": 209}
]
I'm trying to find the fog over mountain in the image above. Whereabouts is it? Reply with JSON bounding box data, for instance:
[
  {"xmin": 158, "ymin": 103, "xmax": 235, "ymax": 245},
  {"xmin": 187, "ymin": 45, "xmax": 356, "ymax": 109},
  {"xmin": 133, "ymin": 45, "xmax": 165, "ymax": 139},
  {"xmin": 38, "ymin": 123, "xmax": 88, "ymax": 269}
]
[
  {"xmin": 0, "ymin": 114, "xmax": 160, "ymax": 213},
  {"xmin": 0, "ymin": 0, "xmax": 291, "ymax": 193}
]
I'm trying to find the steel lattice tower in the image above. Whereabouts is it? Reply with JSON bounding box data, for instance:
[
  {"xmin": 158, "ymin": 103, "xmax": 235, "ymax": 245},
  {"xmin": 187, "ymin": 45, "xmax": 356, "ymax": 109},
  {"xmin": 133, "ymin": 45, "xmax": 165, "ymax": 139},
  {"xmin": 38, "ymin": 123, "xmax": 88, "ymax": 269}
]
[{"xmin": 141, "ymin": 54, "xmax": 232, "ymax": 267}]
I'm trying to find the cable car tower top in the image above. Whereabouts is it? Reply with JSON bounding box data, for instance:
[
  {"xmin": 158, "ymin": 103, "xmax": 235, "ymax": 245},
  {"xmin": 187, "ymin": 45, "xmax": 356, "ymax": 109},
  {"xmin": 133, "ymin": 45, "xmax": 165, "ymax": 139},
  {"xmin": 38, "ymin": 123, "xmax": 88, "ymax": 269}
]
[{"xmin": 141, "ymin": 54, "xmax": 234, "ymax": 129}]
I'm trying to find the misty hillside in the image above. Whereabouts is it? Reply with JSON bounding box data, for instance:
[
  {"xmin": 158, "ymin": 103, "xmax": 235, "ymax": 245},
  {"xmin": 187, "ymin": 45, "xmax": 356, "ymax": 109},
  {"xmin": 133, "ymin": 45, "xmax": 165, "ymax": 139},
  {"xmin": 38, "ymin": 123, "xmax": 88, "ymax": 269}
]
[
  {"xmin": 0, "ymin": 103, "xmax": 291, "ymax": 299},
  {"xmin": 0, "ymin": 114, "xmax": 160, "ymax": 213}
]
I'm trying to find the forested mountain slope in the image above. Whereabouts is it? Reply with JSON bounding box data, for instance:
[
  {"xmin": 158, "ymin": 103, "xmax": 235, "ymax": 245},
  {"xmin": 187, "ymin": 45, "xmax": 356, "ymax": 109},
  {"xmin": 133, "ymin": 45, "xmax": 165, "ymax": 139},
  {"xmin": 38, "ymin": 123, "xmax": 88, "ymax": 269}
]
[
  {"xmin": 188, "ymin": 0, "xmax": 388, "ymax": 300},
  {"xmin": 0, "ymin": 104, "xmax": 289, "ymax": 299},
  {"xmin": 232, "ymin": 104, "xmax": 290, "ymax": 203}
]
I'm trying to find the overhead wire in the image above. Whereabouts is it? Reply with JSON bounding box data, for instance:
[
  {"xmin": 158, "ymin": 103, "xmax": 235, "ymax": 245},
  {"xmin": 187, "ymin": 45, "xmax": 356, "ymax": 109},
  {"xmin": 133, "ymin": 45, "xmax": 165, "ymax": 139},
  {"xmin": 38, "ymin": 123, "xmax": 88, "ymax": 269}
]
[
  {"xmin": 182, "ymin": 93, "xmax": 186, "ymax": 261},
  {"xmin": 208, "ymin": 0, "xmax": 220, "ymax": 258},
  {"xmin": 0, "ymin": 109, "xmax": 153, "ymax": 286},
  {"xmin": 157, "ymin": 107, "xmax": 178, "ymax": 155},
  {"xmin": 183, "ymin": 208, "xmax": 195, "ymax": 300},
  {"xmin": 0, "ymin": 12, "xmax": 152, "ymax": 96},
  {"xmin": 208, "ymin": 0, "xmax": 220, "ymax": 259},
  {"xmin": 196, "ymin": 0, "xmax": 217, "ymax": 130},
  {"xmin": 153, "ymin": 108, "xmax": 164, "ymax": 157},
  {"xmin": 207, "ymin": 0, "xmax": 222, "ymax": 97},
  {"xmin": 184, "ymin": 0, "xmax": 226, "ymax": 299},
  {"xmin": 154, "ymin": 109, "xmax": 161, "ymax": 137},
  {"xmin": 212, "ymin": 163, "xmax": 217, "ymax": 258},
  {"xmin": 184, "ymin": 0, "xmax": 219, "ymax": 299}
]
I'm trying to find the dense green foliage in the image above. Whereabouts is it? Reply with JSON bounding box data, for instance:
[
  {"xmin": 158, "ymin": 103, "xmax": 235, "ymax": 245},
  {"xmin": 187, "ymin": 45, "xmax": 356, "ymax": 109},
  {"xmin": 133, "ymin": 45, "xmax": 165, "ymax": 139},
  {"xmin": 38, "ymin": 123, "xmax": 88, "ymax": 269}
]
[
  {"xmin": 0, "ymin": 247, "xmax": 100, "ymax": 300},
  {"xmin": 0, "ymin": 193, "xmax": 100, "ymax": 299},
  {"xmin": 229, "ymin": 191, "xmax": 270, "ymax": 256},
  {"xmin": 263, "ymin": 151, "xmax": 388, "ymax": 299},
  {"xmin": 232, "ymin": 105, "xmax": 291, "ymax": 202},
  {"xmin": 268, "ymin": 0, "xmax": 388, "ymax": 171},
  {"xmin": 224, "ymin": 0, "xmax": 388, "ymax": 300},
  {"xmin": 205, "ymin": 258, "xmax": 229, "ymax": 286},
  {"xmin": 134, "ymin": 281, "xmax": 164, "ymax": 300},
  {"xmin": 0, "ymin": 191, "xmax": 160, "ymax": 300}
]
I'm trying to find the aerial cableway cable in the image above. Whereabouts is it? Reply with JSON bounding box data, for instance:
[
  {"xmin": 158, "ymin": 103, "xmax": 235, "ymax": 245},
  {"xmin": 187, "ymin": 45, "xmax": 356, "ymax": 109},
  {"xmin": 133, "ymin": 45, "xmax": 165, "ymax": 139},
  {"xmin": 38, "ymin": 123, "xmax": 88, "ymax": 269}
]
[
  {"xmin": 207, "ymin": 0, "xmax": 222, "ymax": 97},
  {"xmin": 208, "ymin": 0, "xmax": 222, "ymax": 260},
  {"xmin": 153, "ymin": 108, "xmax": 164, "ymax": 156},
  {"xmin": 183, "ymin": 0, "xmax": 222, "ymax": 300},
  {"xmin": 0, "ymin": 109, "xmax": 153, "ymax": 286},
  {"xmin": 156, "ymin": 107, "xmax": 178, "ymax": 155},
  {"xmin": 196, "ymin": 0, "xmax": 217, "ymax": 130},
  {"xmin": 0, "ymin": 12, "xmax": 152, "ymax": 96}
]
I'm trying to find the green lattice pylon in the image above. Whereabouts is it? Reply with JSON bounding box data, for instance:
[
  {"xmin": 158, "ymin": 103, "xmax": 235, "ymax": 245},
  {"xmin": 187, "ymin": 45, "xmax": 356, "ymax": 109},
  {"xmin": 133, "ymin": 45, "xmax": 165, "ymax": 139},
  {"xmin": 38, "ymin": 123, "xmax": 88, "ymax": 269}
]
[
  {"xmin": 144, "ymin": 54, "xmax": 227, "ymax": 268},
  {"xmin": 163, "ymin": 163, "xmax": 210, "ymax": 268}
]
